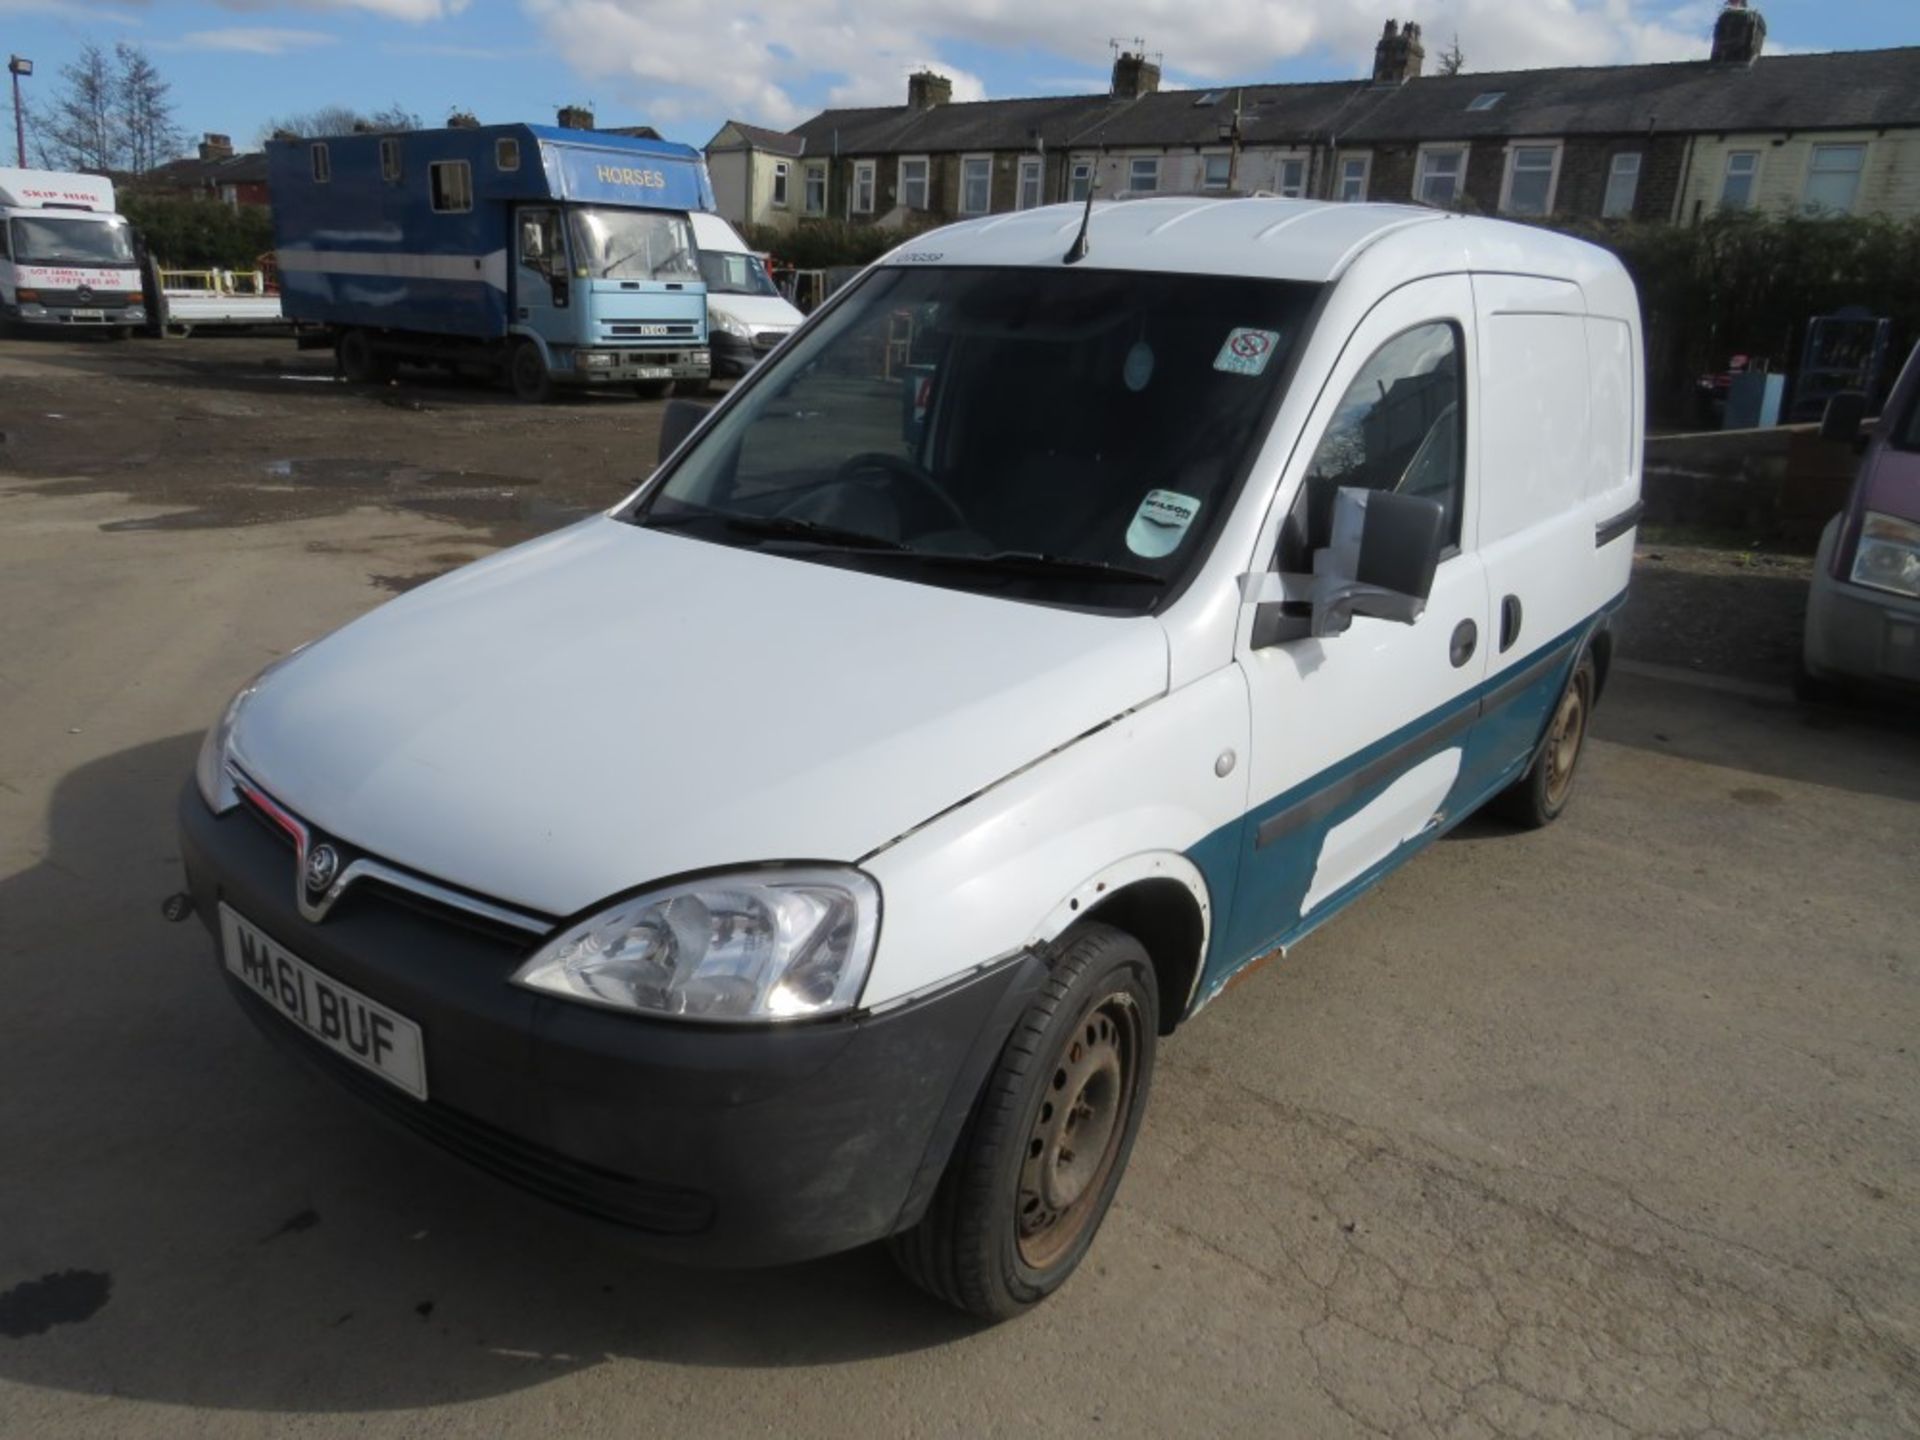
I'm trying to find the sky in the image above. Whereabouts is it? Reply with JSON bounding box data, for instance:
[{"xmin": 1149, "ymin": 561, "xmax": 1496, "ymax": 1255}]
[{"xmin": 2, "ymin": 0, "xmax": 1917, "ymax": 157}]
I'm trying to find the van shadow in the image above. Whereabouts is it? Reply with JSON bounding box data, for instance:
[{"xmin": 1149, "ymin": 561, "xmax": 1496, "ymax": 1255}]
[{"xmin": 0, "ymin": 735, "xmax": 976, "ymax": 1415}]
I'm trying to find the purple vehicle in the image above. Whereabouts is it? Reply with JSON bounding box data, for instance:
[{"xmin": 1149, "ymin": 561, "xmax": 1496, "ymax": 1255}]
[{"xmin": 1802, "ymin": 343, "xmax": 1920, "ymax": 698}]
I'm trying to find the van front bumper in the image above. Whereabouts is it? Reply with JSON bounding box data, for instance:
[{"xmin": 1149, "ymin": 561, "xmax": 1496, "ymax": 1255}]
[
  {"xmin": 177, "ymin": 783, "xmax": 1037, "ymax": 1266},
  {"xmin": 6, "ymin": 301, "xmax": 144, "ymax": 328},
  {"xmin": 1805, "ymin": 521, "xmax": 1920, "ymax": 693}
]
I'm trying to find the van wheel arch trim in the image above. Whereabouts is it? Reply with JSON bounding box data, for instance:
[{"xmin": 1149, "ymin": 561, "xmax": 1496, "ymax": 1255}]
[{"xmin": 1031, "ymin": 854, "xmax": 1212, "ymax": 1028}]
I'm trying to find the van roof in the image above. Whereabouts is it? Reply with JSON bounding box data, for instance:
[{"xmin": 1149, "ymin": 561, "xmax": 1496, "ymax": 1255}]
[{"xmin": 886, "ymin": 196, "xmax": 1623, "ymax": 294}]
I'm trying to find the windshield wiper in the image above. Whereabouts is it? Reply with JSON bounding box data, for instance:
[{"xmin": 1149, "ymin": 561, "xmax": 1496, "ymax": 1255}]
[
  {"xmin": 899, "ymin": 550, "xmax": 1166, "ymax": 586},
  {"xmin": 635, "ymin": 507, "xmax": 908, "ymax": 552}
]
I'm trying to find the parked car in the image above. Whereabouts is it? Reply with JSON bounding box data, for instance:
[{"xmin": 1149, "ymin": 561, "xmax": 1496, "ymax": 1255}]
[
  {"xmin": 689, "ymin": 211, "xmax": 803, "ymax": 380},
  {"xmin": 176, "ymin": 199, "xmax": 1641, "ymax": 1319},
  {"xmin": 1801, "ymin": 345, "xmax": 1920, "ymax": 699}
]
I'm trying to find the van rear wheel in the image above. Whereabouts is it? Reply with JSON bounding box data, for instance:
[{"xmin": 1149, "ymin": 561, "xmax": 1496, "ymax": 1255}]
[
  {"xmin": 889, "ymin": 922, "xmax": 1156, "ymax": 1321},
  {"xmin": 1494, "ymin": 652, "xmax": 1595, "ymax": 829},
  {"xmin": 509, "ymin": 340, "xmax": 553, "ymax": 404},
  {"xmin": 337, "ymin": 329, "xmax": 392, "ymax": 384}
]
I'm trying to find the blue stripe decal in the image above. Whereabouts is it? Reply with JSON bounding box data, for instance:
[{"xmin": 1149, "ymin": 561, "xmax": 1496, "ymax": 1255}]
[{"xmin": 1184, "ymin": 598, "xmax": 1617, "ymax": 1013}]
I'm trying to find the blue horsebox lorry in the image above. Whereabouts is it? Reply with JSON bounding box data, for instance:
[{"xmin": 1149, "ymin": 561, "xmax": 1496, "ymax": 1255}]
[{"xmin": 268, "ymin": 124, "xmax": 713, "ymax": 401}]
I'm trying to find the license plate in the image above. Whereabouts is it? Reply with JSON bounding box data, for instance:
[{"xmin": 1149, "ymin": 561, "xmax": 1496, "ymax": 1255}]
[
  {"xmin": 634, "ymin": 366, "xmax": 673, "ymax": 379},
  {"xmin": 71, "ymin": 310, "xmax": 105, "ymax": 320},
  {"xmin": 220, "ymin": 904, "xmax": 427, "ymax": 1099}
]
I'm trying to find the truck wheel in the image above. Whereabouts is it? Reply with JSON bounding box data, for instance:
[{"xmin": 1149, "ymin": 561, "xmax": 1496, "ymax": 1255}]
[
  {"xmin": 1493, "ymin": 652, "xmax": 1596, "ymax": 829},
  {"xmin": 337, "ymin": 329, "xmax": 391, "ymax": 384},
  {"xmin": 510, "ymin": 341, "xmax": 554, "ymax": 404},
  {"xmin": 889, "ymin": 922, "xmax": 1157, "ymax": 1321}
]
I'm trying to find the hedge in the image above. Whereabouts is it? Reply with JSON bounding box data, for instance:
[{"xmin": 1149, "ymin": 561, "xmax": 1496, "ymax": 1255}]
[{"xmin": 119, "ymin": 195, "xmax": 276, "ymax": 273}]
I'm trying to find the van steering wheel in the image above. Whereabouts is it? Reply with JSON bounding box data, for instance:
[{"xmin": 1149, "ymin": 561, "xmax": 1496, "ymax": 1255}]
[{"xmin": 834, "ymin": 452, "xmax": 971, "ymax": 532}]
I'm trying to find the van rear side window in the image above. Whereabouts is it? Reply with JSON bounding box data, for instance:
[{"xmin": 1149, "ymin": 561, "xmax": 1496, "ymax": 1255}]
[
  {"xmin": 431, "ymin": 160, "xmax": 474, "ymax": 213},
  {"xmin": 310, "ymin": 144, "xmax": 331, "ymax": 184}
]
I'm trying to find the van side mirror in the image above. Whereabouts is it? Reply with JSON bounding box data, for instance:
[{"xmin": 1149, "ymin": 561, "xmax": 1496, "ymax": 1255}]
[
  {"xmin": 658, "ymin": 397, "xmax": 712, "ymax": 463},
  {"xmin": 1247, "ymin": 487, "xmax": 1446, "ymax": 646},
  {"xmin": 1820, "ymin": 390, "xmax": 1868, "ymax": 446}
]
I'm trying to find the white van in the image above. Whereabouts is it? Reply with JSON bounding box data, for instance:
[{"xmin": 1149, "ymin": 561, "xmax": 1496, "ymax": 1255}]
[
  {"xmin": 178, "ymin": 199, "xmax": 1641, "ymax": 1319},
  {"xmin": 689, "ymin": 210, "xmax": 804, "ymax": 378},
  {"xmin": 0, "ymin": 168, "xmax": 145, "ymax": 335}
]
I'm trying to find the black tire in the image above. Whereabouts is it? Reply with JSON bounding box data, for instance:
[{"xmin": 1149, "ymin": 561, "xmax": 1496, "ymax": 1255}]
[
  {"xmin": 1493, "ymin": 652, "xmax": 1596, "ymax": 829},
  {"xmin": 631, "ymin": 379, "xmax": 671, "ymax": 400},
  {"xmin": 1793, "ymin": 657, "xmax": 1842, "ymax": 707},
  {"xmin": 889, "ymin": 922, "xmax": 1157, "ymax": 1321},
  {"xmin": 509, "ymin": 340, "xmax": 553, "ymax": 404},
  {"xmin": 337, "ymin": 329, "xmax": 391, "ymax": 384}
]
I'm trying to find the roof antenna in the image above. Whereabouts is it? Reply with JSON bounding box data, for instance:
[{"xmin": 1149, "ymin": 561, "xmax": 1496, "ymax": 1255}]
[{"xmin": 1063, "ymin": 159, "xmax": 1101, "ymax": 265}]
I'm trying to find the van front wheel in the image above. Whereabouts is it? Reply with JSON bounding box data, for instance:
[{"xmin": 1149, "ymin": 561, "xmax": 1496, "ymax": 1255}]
[
  {"xmin": 509, "ymin": 341, "xmax": 553, "ymax": 404},
  {"xmin": 1494, "ymin": 652, "xmax": 1596, "ymax": 829},
  {"xmin": 889, "ymin": 922, "xmax": 1157, "ymax": 1321}
]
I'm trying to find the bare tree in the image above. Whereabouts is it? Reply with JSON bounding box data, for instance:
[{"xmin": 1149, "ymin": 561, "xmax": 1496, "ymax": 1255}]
[
  {"xmin": 39, "ymin": 43, "xmax": 117, "ymax": 172},
  {"xmin": 259, "ymin": 103, "xmax": 422, "ymax": 143},
  {"xmin": 1437, "ymin": 33, "xmax": 1467, "ymax": 76},
  {"xmin": 117, "ymin": 43, "xmax": 182, "ymax": 174}
]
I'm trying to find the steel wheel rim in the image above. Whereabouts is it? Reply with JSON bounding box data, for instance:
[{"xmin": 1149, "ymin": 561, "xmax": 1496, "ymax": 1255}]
[
  {"xmin": 1544, "ymin": 678, "xmax": 1587, "ymax": 808},
  {"xmin": 1016, "ymin": 993, "xmax": 1142, "ymax": 1270}
]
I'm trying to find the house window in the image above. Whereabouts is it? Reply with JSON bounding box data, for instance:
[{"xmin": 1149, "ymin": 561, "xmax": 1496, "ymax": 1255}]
[
  {"xmin": 852, "ymin": 159, "xmax": 876, "ymax": 214},
  {"xmin": 1602, "ymin": 152, "xmax": 1641, "ymax": 219},
  {"xmin": 1720, "ymin": 151, "xmax": 1759, "ymax": 210},
  {"xmin": 1202, "ymin": 151, "xmax": 1231, "ymax": 190},
  {"xmin": 1501, "ymin": 144, "xmax": 1560, "ymax": 217},
  {"xmin": 310, "ymin": 143, "xmax": 331, "ymax": 183},
  {"xmin": 429, "ymin": 159, "xmax": 472, "ymax": 213},
  {"xmin": 1017, "ymin": 156, "xmax": 1043, "ymax": 210},
  {"xmin": 1415, "ymin": 146, "xmax": 1466, "ymax": 206},
  {"xmin": 899, "ymin": 156, "xmax": 930, "ymax": 210},
  {"xmin": 771, "ymin": 161, "xmax": 790, "ymax": 208},
  {"xmin": 961, "ymin": 154, "xmax": 992, "ymax": 215},
  {"xmin": 1467, "ymin": 92, "xmax": 1504, "ymax": 112},
  {"xmin": 496, "ymin": 138, "xmax": 520, "ymax": 172},
  {"xmin": 1068, "ymin": 160, "xmax": 1094, "ymax": 202},
  {"xmin": 1276, "ymin": 157, "xmax": 1307, "ymax": 198},
  {"xmin": 1338, "ymin": 154, "xmax": 1370, "ymax": 202},
  {"xmin": 803, "ymin": 161, "xmax": 827, "ymax": 216},
  {"xmin": 379, "ymin": 137, "xmax": 402, "ymax": 184},
  {"xmin": 1128, "ymin": 157, "xmax": 1159, "ymax": 194},
  {"xmin": 1804, "ymin": 144, "xmax": 1865, "ymax": 216}
]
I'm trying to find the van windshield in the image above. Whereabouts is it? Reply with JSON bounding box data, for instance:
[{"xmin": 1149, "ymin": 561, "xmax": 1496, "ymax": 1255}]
[
  {"xmin": 10, "ymin": 216, "xmax": 135, "ymax": 266},
  {"xmin": 568, "ymin": 207, "xmax": 697, "ymax": 282},
  {"xmin": 698, "ymin": 249, "xmax": 780, "ymax": 297},
  {"xmin": 632, "ymin": 264, "xmax": 1319, "ymax": 613}
]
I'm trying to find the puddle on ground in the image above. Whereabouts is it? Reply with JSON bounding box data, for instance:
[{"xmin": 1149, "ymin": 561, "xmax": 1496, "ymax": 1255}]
[{"xmin": 95, "ymin": 457, "xmax": 596, "ymax": 539}]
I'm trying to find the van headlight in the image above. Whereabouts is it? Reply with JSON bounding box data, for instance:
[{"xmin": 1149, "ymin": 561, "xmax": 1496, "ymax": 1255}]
[
  {"xmin": 1850, "ymin": 511, "xmax": 1920, "ymax": 599},
  {"xmin": 712, "ymin": 312, "xmax": 752, "ymax": 339},
  {"xmin": 513, "ymin": 868, "xmax": 881, "ymax": 1023},
  {"xmin": 194, "ymin": 651, "xmax": 301, "ymax": 814}
]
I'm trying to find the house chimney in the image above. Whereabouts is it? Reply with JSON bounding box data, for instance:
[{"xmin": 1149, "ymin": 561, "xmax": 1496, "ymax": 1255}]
[
  {"xmin": 1372, "ymin": 19, "xmax": 1426, "ymax": 85},
  {"xmin": 907, "ymin": 70, "xmax": 953, "ymax": 110},
  {"xmin": 198, "ymin": 132, "xmax": 234, "ymax": 161},
  {"xmin": 1710, "ymin": 1, "xmax": 1766, "ymax": 65},
  {"xmin": 1111, "ymin": 51, "xmax": 1162, "ymax": 99},
  {"xmin": 557, "ymin": 105, "xmax": 595, "ymax": 130}
]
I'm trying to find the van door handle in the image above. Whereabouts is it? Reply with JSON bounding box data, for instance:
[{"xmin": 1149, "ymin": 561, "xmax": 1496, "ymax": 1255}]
[
  {"xmin": 1500, "ymin": 595, "xmax": 1524, "ymax": 652},
  {"xmin": 1450, "ymin": 619, "xmax": 1477, "ymax": 668}
]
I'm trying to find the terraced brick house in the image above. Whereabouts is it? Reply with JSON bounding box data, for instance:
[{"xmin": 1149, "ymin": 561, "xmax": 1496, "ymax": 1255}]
[{"xmin": 706, "ymin": 3, "xmax": 1920, "ymax": 233}]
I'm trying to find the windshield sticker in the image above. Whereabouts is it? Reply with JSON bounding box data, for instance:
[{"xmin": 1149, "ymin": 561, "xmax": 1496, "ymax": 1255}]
[
  {"xmin": 1215, "ymin": 327, "xmax": 1281, "ymax": 377},
  {"xmin": 1126, "ymin": 490, "xmax": 1203, "ymax": 559},
  {"xmin": 1124, "ymin": 341, "xmax": 1156, "ymax": 393}
]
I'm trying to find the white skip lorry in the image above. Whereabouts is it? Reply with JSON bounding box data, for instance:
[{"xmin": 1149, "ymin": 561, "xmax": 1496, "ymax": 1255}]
[{"xmin": 0, "ymin": 169, "xmax": 146, "ymax": 337}]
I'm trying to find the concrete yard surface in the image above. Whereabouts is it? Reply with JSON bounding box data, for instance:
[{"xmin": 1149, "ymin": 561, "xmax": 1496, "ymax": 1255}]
[{"xmin": 0, "ymin": 336, "xmax": 1916, "ymax": 1438}]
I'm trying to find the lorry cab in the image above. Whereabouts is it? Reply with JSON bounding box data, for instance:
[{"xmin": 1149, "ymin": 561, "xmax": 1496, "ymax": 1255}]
[
  {"xmin": 688, "ymin": 211, "xmax": 804, "ymax": 378},
  {"xmin": 180, "ymin": 198, "xmax": 1641, "ymax": 1320},
  {"xmin": 267, "ymin": 124, "xmax": 712, "ymax": 401},
  {"xmin": 0, "ymin": 168, "xmax": 146, "ymax": 336}
]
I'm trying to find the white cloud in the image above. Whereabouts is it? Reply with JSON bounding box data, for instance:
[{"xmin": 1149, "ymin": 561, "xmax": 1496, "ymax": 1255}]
[
  {"xmin": 212, "ymin": 0, "xmax": 470, "ymax": 22},
  {"xmin": 524, "ymin": 0, "xmax": 1726, "ymax": 131},
  {"xmin": 171, "ymin": 26, "xmax": 337, "ymax": 54}
]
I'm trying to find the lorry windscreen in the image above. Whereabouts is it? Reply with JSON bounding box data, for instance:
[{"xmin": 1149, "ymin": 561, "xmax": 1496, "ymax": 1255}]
[
  {"xmin": 632, "ymin": 264, "xmax": 1321, "ymax": 614},
  {"xmin": 10, "ymin": 216, "xmax": 135, "ymax": 266},
  {"xmin": 698, "ymin": 250, "xmax": 780, "ymax": 297},
  {"xmin": 569, "ymin": 208, "xmax": 698, "ymax": 282}
]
